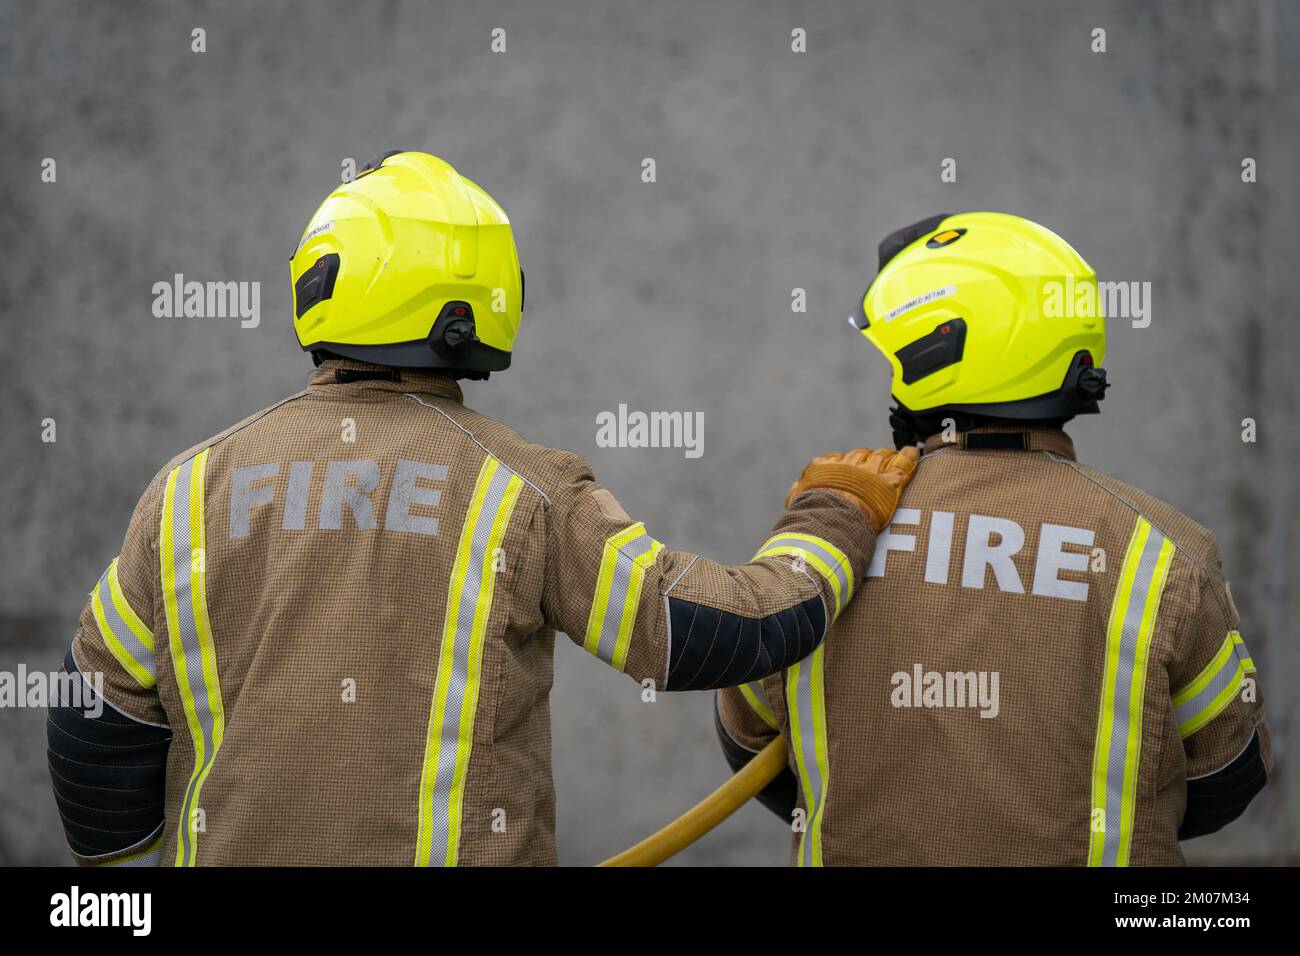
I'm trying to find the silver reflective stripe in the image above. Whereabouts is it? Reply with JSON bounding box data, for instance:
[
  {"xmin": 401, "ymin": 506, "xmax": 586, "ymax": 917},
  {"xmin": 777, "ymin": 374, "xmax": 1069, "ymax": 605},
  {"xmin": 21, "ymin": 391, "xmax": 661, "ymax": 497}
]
[
  {"xmin": 110, "ymin": 834, "xmax": 163, "ymax": 868},
  {"xmin": 763, "ymin": 534, "xmax": 851, "ymax": 607},
  {"xmin": 425, "ymin": 461, "xmax": 517, "ymax": 864},
  {"xmin": 1174, "ymin": 651, "xmax": 1243, "ymax": 730},
  {"xmin": 1100, "ymin": 529, "xmax": 1162, "ymax": 865},
  {"xmin": 594, "ymin": 533, "xmax": 657, "ymax": 665},
  {"xmin": 115, "ymin": 845, "xmax": 162, "ymax": 867},
  {"xmin": 1087, "ymin": 518, "xmax": 1174, "ymax": 868},
  {"xmin": 96, "ymin": 567, "xmax": 156, "ymax": 681},
  {"xmin": 169, "ymin": 455, "xmax": 218, "ymax": 868},
  {"xmin": 87, "ymin": 827, "xmax": 165, "ymax": 868},
  {"xmin": 790, "ymin": 655, "xmax": 824, "ymax": 867}
]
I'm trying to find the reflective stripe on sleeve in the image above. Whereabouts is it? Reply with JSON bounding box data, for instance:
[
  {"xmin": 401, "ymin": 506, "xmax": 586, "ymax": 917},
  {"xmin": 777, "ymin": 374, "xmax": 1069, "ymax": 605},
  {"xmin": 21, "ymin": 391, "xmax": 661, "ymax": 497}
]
[
  {"xmin": 754, "ymin": 532, "xmax": 854, "ymax": 617},
  {"xmin": 98, "ymin": 830, "xmax": 164, "ymax": 868},
  {"xmin": 160, "ymin": 448, "xmax": 224, "ymax": 868},
  {"xmin": 1086, "ymin": 516, "xmax": 1175, "ymax": 867},
  {"xmin": 1173, "ymin": 630, "xmax": 1254, "ymax": 739},
  {"xmin": 415, "ymin": 456, "xmax": 524, "ymax": 867},
  {"xmin": 786, "ymin": 645, "xmax": 830, "ymax": 866},
  {"xmin": 740, "ymin": 680, "xmax": 778, "ymax": 730},
  {"xmin": 91, "ymin": 557, "xmax": 157, "ymax": 688},
  {"xmin": 1231, "ymin": 631, "xmax": 1255, "ymax": 674},
  {"xmin": 583, "ymin": 522, "xmax": 665, "ymax": 673}
]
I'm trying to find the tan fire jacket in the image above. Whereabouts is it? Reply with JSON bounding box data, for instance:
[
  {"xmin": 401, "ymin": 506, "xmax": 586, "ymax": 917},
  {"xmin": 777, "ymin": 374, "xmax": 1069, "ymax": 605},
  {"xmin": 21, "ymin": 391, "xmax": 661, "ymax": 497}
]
[
  {"xmin": 719, "ymin": 426, "xmax": 1270, "ymax": 866},
  {"xmin": 61, "ymin": 359, "xmax": 875, "ymax": 866}
]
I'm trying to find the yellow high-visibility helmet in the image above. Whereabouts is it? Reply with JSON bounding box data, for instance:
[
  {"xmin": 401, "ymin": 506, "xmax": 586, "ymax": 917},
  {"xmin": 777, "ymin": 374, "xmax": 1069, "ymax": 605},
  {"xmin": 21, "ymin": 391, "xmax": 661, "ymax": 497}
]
[
  {"xmin": 291, "ymin": 150, "xmax": 523, "ymax": 378},
  {"xmin": 850, "ymin": 212, "xmax": 1109, "ymax": 444}
]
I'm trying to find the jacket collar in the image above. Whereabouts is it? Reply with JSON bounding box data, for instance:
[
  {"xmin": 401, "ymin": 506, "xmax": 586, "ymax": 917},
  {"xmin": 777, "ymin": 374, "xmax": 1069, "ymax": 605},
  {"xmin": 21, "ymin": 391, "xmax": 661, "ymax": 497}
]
[
  {"xmin": 306, "ymin": 358, "xmax": 464, "ymax": 402},
  {"xmin": 922, "ymin": 424, "xmax": 1076, "ymax": 461}
]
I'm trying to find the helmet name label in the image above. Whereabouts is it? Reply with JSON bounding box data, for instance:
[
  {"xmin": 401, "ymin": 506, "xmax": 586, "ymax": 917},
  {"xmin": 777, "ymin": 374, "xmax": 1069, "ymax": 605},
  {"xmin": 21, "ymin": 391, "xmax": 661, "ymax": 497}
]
[
  {"xmin": 294, "ymin": 220, "xmax": 334, "ymax": 256},
  {"xmin": 881, "ymin": 285, "xmax": 955, "ymax": 323}
]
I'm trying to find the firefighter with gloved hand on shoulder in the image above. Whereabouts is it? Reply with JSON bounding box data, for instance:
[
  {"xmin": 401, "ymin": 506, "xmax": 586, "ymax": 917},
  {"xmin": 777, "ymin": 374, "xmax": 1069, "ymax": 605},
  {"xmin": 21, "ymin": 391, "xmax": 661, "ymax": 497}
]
[
  {"xmin": 47, "ymin": 150, "xmax": 917, "ymax": 867},
  {"xmin": 716, "ymin": 212, "xmax": 1270, "ymax": 866}
]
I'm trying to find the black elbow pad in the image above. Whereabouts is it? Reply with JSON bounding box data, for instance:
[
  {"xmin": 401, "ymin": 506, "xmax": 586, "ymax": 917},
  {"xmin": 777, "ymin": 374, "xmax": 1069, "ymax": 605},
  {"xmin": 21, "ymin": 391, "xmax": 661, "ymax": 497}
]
[
  {"xmin": 665, "ymin": 594, "xmax": 825, "ymax": 691},
  {"xmin": 47, "ymin": 650, "xmax": 171, "ymax": 859},
  {"xmin": 714, "ymin": 695, "xmax": 797, "ymax": 823},
  {"xmin": 1179, "ymin": 730, "xmax": 1268, "ymax": 841}
]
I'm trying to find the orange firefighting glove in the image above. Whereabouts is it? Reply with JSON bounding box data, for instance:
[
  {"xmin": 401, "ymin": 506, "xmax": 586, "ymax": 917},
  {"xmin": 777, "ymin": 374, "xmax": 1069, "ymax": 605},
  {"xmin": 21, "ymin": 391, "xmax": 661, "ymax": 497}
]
[{"xmin": 786, "ymin": 446, "xmax": 920, "ymax": 533}]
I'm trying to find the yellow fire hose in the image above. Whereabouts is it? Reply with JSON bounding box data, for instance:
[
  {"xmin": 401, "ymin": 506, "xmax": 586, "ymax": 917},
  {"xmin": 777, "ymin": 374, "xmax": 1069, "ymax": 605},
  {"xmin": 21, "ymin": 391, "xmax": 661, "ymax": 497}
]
[{"xmin": 598, "ymin": 736, "xmax": 789, "ymax": 867}]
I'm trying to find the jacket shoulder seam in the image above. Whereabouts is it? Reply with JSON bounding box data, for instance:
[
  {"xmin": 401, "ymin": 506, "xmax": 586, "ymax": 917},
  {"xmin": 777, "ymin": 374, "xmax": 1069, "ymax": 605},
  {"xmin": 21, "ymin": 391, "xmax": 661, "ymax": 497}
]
[
  {"xmin": 161, "ymin": 390, "xmax": 312, "ymax": 474},
  {"xmin": 402, "ymin": 393, "xmax": 552, "ymax": 506},
  {"xmin": 1040, "ymin": 451, "xmax": 1211, "ymax": 578}
]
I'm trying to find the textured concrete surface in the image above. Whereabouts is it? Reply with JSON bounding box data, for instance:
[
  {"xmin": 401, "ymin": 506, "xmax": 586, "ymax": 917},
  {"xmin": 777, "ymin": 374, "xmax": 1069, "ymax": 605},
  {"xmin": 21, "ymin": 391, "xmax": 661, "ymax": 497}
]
[{"xmin": 1, "ymin": 0, "xmax": 1296, "ymax": 865}]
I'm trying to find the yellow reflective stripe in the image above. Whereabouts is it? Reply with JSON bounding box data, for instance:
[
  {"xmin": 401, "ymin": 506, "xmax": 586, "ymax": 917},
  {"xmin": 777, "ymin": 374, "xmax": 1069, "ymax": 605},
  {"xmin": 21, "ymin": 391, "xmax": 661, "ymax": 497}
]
[
  {"xmin": 1086, "ymin": 517, "xmax": 1174, "ymax": 867},
  {"xmin": 91, "ymin": 565, "xmax": 155, "ymax": 689},
  {"xmin": 107, "ymin": 559, "xmax": 155, "ymax": 654},
  {"xmin": 786, "ymin": 660, "xmax": 814, "ymax": 863},
  {"xmin": 1117, "ymin": 535, "xmax": 1173, "ymax": 866},
  {"xmin": 808, "ymin": 647, "xmax": 831, "ymax": 867},
  {"xmin": 160, "ymin": 448, "xmax": 224, "ymax": 867},
  {"xmin": 160, "ymin": 466, "xmax": 200, "ymax": 764},
  {"xmin": 446, "ymin": 470, "xmax": 522, "ymax": 865},
  {"xmin": 583, "ymin": 522, "xmax": 663, "ymax": 670},
  {"xmin": 1231, "ymin": 631, "xmax": 1255, "ymax": 673},
  {"xmin": 754, "ymin": 532, "xmax": 853, "ymax": 617},
  {"xmin": 416, "ymin": 458, "xmax": 493, "ymax": 866},
  {"xmin": 611, "ymin": 540, "xmax": 663, "ymax": 673},
  {"xmin": 786, "ymin": 645, "xmax": 830, "ymax": 867},
  {"xmin": 189, "ymin": 450, "xmax": 223, "ymax": 761},
  {"xmin": 584, "ymin": 523, "xmax": 640, "ymax": 655},
  {"xmin": 739, "ymin": 681, "xmax": 778, "ymax": 730},
  {"xmin": 1087, "ymin": 523, "xmax": 1142, "ymax": 867},
  {"xmin": 415, "ymin": 457, "xmax": 523, "ymax": 866},
  {"xmin": 187, "ymin": 447, "xmax": 224, "ymax": 863},
  {"xmin": 1177, "ymin": 661, "xmax": 1244, "ymax": 739},
  {"xmin": 768, "ymin": 531, "xmax": 854, "ymax": 595},
  {"xmin": 1173, "ymin": 630, "xmax": 1251, "ymax": 738},
  {"xmin": 757, "ymin": 545, "xmax": 842, "ymax": 612},
  {"xmin": 1172, "ymin": 635, "xmax": 1237, "ymax": 708}
]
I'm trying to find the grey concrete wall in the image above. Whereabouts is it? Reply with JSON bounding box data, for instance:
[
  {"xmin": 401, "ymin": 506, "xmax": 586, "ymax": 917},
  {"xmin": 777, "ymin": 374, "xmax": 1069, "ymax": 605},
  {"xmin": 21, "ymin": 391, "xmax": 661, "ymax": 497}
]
[{"xmin": 1, "ymin": 0, "xmax": 1296, "ymax": 865}]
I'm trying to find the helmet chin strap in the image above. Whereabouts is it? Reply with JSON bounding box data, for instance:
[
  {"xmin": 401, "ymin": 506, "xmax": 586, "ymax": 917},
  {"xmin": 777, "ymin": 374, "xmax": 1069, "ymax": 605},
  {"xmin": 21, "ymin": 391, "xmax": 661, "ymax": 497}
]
[
  {"xmin": 888, "ymin": 405, "xmax": 977, "ymax": 451},
  {"xmin": 893, "ymin": 403, "xmax": 972, "ymax": 451},
  {"xmin": 889, "ymin": 405, "xmax": 922, "ymax": 450},
  {"xmin": 889, "ymin": 403, "xmax": 1076, "ymax": 450}
]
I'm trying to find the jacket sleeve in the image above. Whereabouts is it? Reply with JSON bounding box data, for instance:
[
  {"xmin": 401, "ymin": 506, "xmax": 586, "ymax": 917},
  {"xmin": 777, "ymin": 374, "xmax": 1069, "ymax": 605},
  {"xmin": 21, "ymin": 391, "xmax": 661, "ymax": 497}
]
[
  {"xmin": 715, "ymin": 683, "xmax": 796, "ymax": 821},
  {"xmin": 540, "ymin": 453, "xmax": 875, "ymax": 691},
  {"xmin": 48, "ymin": 474, "xmax": 171, "ymax": 866},
  {"xmin": 1168, "ymin": 546, "xmax": 1270, "ymax": 840}
]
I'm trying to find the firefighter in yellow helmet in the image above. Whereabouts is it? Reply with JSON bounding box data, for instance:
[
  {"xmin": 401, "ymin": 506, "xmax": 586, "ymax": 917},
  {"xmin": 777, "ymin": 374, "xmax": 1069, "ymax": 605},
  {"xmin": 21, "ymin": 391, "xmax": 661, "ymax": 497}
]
[
  {"xmin": 717, "ymin": 212, "xmax": 1271, "ymax": 865},
  {"xmin": 46, "ymin": 150, "xmax": 918, "ymax": 866}
]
